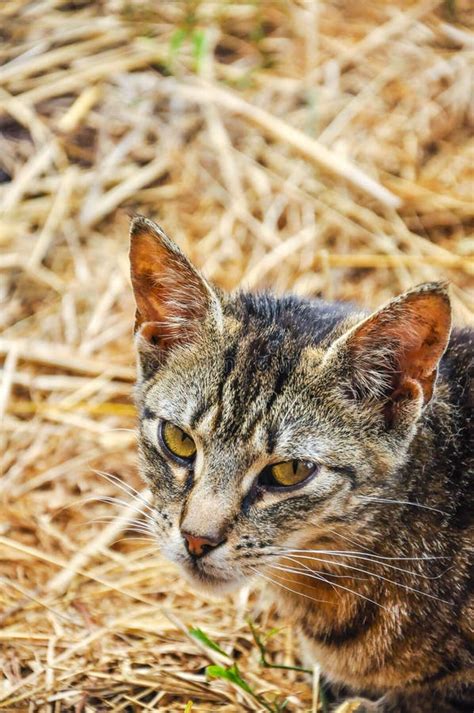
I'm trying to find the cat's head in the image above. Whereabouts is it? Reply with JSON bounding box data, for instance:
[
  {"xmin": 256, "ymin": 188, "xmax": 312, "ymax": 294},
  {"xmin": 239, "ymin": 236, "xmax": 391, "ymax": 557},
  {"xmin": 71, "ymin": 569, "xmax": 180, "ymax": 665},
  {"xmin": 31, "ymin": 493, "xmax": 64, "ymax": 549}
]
[{"xmin": 129, "ymin": 216, "xmax": 451, "ymax": 593}]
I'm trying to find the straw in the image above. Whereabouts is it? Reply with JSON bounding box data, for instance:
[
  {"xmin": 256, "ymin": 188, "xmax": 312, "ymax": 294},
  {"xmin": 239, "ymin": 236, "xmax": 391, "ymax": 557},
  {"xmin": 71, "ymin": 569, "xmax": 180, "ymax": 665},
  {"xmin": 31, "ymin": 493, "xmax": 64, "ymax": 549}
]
[{"xmin": 1, "ymin": 1, "xmax": 472, "ymax": 710}]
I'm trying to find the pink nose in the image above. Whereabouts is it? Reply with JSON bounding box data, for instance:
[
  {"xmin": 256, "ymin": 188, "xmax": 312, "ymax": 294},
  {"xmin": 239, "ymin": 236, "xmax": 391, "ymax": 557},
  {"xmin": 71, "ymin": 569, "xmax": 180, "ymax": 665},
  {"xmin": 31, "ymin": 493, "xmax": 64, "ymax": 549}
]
[{"xmin": 181, "ymin": 530, "xmax": 225, "ymax": 558}]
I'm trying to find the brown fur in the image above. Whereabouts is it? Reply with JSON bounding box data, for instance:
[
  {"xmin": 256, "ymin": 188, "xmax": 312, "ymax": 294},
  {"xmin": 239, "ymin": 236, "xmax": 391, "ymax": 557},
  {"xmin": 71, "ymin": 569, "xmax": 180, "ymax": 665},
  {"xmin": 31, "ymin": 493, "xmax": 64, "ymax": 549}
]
[{"xmin": 129, "ymin": 217, "xmax": 473, "ymax": 712}]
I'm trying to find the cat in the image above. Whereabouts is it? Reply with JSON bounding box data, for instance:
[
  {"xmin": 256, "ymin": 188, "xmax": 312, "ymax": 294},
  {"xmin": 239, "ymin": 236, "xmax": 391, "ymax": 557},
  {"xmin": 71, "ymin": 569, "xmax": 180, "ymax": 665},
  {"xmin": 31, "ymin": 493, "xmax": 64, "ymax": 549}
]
[{"xmin": 129, "ymin": 215, "xmax": 473, "ymax": 713}]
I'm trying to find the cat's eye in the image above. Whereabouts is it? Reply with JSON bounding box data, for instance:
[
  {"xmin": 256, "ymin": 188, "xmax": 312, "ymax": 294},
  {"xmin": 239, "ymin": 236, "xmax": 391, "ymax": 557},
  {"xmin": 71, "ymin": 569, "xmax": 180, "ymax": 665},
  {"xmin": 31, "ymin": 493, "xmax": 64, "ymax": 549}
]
[
  {"xmin": 159, "ymin": 421, "xmax": 196, "ymax": 462},
  {"xmin": 259, "ymin": 460, "xmax": 318, "ymax": 489}
]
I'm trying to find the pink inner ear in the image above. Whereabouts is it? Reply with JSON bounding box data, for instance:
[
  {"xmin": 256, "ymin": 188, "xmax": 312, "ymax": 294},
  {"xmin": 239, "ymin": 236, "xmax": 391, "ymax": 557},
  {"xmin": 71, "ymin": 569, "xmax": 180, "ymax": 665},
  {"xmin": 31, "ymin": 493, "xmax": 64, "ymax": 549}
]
[
  {"xmin": 130, "ymin": 220, "xmax": 211, "ymax": 352},
  {"xmin": 349, "ymin": 290, "xmax": 451, "ymax": 404}
]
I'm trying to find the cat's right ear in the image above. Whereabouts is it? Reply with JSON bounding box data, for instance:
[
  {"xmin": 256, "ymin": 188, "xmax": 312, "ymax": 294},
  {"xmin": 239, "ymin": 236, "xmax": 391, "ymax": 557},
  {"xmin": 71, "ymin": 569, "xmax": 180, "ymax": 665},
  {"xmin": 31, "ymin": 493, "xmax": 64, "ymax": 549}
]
[
  {"xmin": 129, "ymin": 216, "xmax": 222, "ymax": 367},
  {"xmin": 326, "ymin": 282, "xmax": 451, "ymax": 429}
]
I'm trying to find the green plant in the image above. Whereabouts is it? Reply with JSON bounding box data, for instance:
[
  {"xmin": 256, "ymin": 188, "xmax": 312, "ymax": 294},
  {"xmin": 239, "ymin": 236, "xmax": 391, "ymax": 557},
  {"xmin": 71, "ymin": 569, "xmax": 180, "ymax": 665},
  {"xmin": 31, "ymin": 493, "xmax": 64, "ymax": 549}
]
[
  {"xmin": 247, "ymin": 619, "xmax": 330, "ymax": 712},
  {"xmin": 188, "ymin": 625, "xmax": 289, "ymax": 712}
]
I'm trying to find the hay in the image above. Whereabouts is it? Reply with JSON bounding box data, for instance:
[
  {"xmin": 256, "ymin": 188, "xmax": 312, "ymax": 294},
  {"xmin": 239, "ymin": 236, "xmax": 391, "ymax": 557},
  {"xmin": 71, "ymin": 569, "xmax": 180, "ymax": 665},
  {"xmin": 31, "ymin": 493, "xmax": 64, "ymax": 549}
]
[{"xmin": 0, "ymin": 0, "xmax": 472, "ymax": 710}]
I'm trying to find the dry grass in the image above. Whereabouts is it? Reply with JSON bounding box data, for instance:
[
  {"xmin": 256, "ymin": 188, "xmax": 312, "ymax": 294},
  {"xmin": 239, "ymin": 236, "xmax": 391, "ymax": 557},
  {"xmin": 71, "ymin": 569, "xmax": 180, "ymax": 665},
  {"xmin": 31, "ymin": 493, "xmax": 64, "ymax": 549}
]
[{"xmin": 0, "ymin": 0, "xmax": 473, "ymax": 710}]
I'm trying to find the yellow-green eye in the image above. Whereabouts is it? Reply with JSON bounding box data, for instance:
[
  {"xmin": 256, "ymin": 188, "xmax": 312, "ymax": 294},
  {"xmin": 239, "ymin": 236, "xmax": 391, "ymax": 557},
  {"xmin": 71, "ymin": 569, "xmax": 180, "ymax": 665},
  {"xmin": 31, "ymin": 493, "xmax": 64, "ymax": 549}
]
[
  {"xmin": 160, "ymin": 421, "xmax": 196, "ymax": 461},
  {"xmin": 260, "ymin": 460, "xmax": 317, "ymax": 488}
]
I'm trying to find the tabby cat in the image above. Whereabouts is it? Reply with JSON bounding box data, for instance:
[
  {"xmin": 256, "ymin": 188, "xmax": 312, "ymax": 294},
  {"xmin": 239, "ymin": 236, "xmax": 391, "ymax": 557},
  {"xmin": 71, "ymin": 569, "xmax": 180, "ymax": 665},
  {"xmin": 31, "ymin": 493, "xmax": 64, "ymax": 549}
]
[{"xmin": 129, "ymin": 216, "xmax": 473, "ymax": 712}]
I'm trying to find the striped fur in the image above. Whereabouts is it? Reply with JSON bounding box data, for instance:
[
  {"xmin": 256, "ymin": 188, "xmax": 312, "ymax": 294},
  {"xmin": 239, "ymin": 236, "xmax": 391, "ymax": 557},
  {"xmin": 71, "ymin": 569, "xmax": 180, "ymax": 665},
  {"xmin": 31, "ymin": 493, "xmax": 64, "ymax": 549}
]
[{"xmin": 130, "ymin": 217, "xmax": 473, "ymax": 712}]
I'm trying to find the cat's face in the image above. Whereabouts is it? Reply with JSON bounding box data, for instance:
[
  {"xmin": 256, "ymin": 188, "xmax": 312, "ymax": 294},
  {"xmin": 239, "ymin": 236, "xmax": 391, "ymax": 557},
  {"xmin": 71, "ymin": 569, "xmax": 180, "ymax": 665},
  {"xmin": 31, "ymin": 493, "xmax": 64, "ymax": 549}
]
[{"xmin": 130, "ymin": 217, "xmax": 451, "ymax": 594}]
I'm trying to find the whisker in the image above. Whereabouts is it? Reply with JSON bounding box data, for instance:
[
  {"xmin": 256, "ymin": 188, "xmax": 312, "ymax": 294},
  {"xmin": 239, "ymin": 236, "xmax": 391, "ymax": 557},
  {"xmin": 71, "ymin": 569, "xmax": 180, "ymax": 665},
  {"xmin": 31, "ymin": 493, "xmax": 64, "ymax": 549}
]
[
  {"xmin": 279, "ymin": 548, "xmax": 449, "ymax": 581},
  {"xmin": 105, "ymin": 428, "xmax": 137, "ymax": 434},
  {"xmin": 358, "ymin": 496, "xmax": 447, "ymax": 516},
  {"xmin": 116, "ymin": 544, "xmax": 160, "ymax": 558},
  {"xmin": 280, "ymin": 549, "xmax": 424, "ymax": 577},
  {"xmin": 81, "ymin": 518, "xmax": 155, "ymax": 534},
  {"xmin": 52, "ymin": 495, "xmax": 154, "ymax": 525},
  {"xmin": 325, "ymin": 526, "xmax": 381, "ymax": 555},
  {"xmin": 276, "ymin": 557, "xmax": 371, "ymax": 582},
  {"xmin": 280, "ymin": 548, "xmax": 445, "ymax": 563},
  {"xmin": 266, "ymin": 562, "xmax": 344, "ymax": 600},
  {"xmin": 269, "ymin": 560, "xmax": 388, "ymax": 610},
  {"xmin": 308, "ymin": 569, "xmax": 389, "ymax": 610},
  {"xmin": 277, "ymin": 553, "xmax": 451, "ymax": 604},
  {"xmin": 82, "ymin": 494, "xmax": 156, "ymax": 527},
  {"xmin": 73, "ymin": 520, "xmax": 157, "ymax": 542},
  {"xmin": 92, "ymin": 470, "xmax": 154, "ymax": 514},
  {"xmin": 267, "ymin": 562, "xmax": 324, "ymax": 581},
  {"xmin": 92, "ymin": 469, "xmax": 144, "ymax": 498},
  {"xmin": 250, "ymin": 567, "xmax": 329, "ymax": 604},
  {"xmin": 88, "ymin": 493, "xmax": 150, "ymax": 512},
  {"xmin": 110, "ymin": 536, "xmax": 157, "ymax": 546}
]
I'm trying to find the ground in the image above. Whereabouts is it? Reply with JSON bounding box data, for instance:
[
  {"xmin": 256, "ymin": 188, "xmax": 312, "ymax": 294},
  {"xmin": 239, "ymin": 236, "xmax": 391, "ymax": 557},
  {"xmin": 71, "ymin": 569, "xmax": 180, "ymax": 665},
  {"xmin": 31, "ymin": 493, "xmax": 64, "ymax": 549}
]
[{"xmin": 0, "ymin": 1, "xmax": 472, "ymax": 710}]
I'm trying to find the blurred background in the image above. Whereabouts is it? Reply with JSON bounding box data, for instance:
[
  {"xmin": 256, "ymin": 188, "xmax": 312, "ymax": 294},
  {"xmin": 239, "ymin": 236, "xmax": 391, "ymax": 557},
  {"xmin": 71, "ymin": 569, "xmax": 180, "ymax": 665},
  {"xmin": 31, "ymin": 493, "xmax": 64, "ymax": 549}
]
[{"xmin": 1, "ymin": 1, "xmax": 473, "ymax": 710}]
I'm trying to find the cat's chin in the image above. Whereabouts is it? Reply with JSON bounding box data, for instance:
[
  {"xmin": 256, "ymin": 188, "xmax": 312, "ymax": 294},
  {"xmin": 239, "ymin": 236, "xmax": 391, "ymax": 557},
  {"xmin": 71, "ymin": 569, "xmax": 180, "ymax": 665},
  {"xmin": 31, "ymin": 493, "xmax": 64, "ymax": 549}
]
[{"xmin": 179, "ymin": 564, "xmax": 244, "ymax": 595}]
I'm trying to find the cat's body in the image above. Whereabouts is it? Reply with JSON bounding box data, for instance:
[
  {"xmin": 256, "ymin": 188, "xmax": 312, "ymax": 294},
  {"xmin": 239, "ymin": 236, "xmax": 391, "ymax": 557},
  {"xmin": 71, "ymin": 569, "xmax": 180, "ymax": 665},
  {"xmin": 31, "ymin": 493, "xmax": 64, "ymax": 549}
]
[{"xmin": 129, "ymin": 217, "xmax": 473, "ymax": 712}]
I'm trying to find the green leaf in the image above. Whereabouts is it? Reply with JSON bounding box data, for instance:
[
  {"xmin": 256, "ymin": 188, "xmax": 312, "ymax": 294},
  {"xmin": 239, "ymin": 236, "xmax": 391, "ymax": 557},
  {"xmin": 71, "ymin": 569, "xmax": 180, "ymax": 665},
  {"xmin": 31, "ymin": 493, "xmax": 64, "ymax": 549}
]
[
  {"xmin": 206, "ymin": 663, "xmax": 253, "ymax": 694},
  {"xmin": 191, "ymin": 29, "xmax": 207, "ymax": 72},
  {"xmin": 263, "ymin": 626, "xmax": 283, "ymax": 641},
  {"xmin": 189, "ymin": 627, "xmax": 230, "ymax": 658},
  {"xmin": 247, "ymin": 618, "xmax": 312, "ymax": 674},
  {"xmin": 169, "ymin": 27, "xmax": 187, "ymax": 61},
  {"xmin": 207, "ymin": 663, "xmax": 283, "ymax": 712},
  {"xmin": 184, "ymin": 702, "xmax": 193, "ymax": 713}
]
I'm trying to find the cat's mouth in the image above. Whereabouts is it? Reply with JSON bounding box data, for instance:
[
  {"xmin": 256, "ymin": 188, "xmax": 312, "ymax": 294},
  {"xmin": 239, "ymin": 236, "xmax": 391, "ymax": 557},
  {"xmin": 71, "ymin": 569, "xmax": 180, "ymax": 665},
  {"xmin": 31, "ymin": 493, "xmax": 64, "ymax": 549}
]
[{"xmin": 180, "ymin": 557, "xmax": 244, "ymax": 594}]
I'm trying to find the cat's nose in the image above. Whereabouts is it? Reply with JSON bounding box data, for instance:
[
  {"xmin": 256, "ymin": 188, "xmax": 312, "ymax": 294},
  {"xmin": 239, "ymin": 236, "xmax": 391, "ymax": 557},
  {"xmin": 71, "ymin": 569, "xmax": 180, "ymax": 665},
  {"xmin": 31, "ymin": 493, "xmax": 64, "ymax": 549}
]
[{"xmin": 181, "ymin": 530, "xmax": 226, "ymax": 558}]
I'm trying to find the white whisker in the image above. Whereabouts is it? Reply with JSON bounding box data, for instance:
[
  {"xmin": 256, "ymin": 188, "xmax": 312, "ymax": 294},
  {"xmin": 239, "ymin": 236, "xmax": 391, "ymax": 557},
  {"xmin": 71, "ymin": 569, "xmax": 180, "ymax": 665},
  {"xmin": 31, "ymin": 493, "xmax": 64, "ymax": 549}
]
[
  {"xmin": 105, "ymin": 428, "xmax": 137, "ymax": 434},
  {"xmin": 266, "ymin": 562, "xmax": 344, "ymax": 600},
  {"xmin": 325, "ymin": 527, "xmax": 381, "ymax": 554},
  {"xmin": 83, "ymin": 494, "xmax": 156, "ymax": 527},
  {"xmin": 250, "ymin": 567, "xmax": 329, "ymax": 604},
  {"xmin": 268, "ymin": 560, "xmax": 388, "ymax": 611},
  {"xmin": 80, "ymin": 514, "xmax": 153, "ymax": 527},
  {"xmin": 111, "ymin": 536, "xmax": 157, "ymax": 545},
  {"xmin": 92, "ymin": 469, "xmax": 154, "ymax": 514},
  {"xmin": 280, "ymin": 548, "xmax": 445, "ymax": 563},
  {"xmin": 279, "ymin": 548, "xmax": 449, "ymax": 580},
  {"xmin": 276, "ymin": 553, "xmax": 451, "ymax": 604},
  {"xmin": 276, "ymin": 557, "xmax": 371, "ymax": 582},
  {"xmin": 358, "ymin": 496, "xmax": 447, "ymax": 515}
]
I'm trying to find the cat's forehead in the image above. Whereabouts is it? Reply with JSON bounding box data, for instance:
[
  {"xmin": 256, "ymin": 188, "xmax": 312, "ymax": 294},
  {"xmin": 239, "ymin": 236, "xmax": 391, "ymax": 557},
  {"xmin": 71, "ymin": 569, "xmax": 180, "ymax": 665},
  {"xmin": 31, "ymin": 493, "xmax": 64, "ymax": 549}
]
[{"xmin": 141, "ymin": 311, "xmax": 341, "ymax": 459}]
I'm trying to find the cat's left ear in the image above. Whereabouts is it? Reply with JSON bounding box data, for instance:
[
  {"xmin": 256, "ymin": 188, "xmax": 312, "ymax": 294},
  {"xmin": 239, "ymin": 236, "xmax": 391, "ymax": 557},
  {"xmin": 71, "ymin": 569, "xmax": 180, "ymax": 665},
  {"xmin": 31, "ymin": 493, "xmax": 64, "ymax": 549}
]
[
  {"xmin": 332, "ymin": 282, "xmax": 451, "ymax": 415},
  {"xmin": 129, "ymin": 216, "xmax": 222, "ymax": 359}
]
